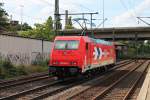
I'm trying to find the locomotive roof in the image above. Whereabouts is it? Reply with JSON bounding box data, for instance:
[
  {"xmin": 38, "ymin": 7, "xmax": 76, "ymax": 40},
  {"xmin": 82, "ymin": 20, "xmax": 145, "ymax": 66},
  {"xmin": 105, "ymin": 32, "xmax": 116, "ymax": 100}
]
[
  {"xmin": 91, "ymin": 38, "xmax": 113, "ymax": 45},
  {"xmin": 55, "ymin": 36, "xmax": 113, "ymax": 45},
  {"xmin": 55, "ymin": 36, "xmax": 83, "ymax": 40}
]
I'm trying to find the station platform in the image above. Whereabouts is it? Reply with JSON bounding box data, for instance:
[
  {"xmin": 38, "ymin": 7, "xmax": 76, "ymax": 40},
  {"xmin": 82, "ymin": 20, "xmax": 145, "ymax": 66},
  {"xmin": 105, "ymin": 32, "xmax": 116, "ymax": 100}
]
[{"xmin": 137, "ymin": 63, "xmax": 150, "ymax": 100}]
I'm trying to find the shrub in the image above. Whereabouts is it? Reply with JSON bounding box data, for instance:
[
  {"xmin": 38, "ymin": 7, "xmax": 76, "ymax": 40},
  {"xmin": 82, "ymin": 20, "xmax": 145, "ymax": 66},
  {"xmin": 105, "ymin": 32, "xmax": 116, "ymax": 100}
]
[
  {"xmin": 0, "ymin": 59, "xmax": 48, "ymax": 80},
  {"xmin": 31, "ymin": 59, "xmax": 49, "ymax": 67}
]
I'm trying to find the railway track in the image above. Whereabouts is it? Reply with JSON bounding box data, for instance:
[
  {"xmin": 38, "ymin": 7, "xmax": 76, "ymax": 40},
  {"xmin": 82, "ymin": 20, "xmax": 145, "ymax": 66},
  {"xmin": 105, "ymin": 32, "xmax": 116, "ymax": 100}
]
[
  {"xmin": 48, "ymin": 60, "xmax": 144, "ymax": 100},
  {"xmin": 0, "ymin": 76, "xmax": 52, "ymax": 90},
  {"xmin": 0, "ymin": 72, "xmax": 49, "ymax": 88},
  {"xmin": 65, "ymin": 60, "xmax": 148, "ymax": 100},
  {"xmin": 125, "ymin": 68, "xmax": 147, "ymax": 100},
  {"xmin": 0, "ymin": 60, "xmax": 132, "ymax": 100},
  {"xmin": 0, "ymin": 76, "xmax": 56, "ymax": 98},
  {"xmin": 0, "ymin": 76, "xmax": 87, "ymax": 100},
  {"xmin": 45, "ymin": 60, "xmax": 136, "ymax": 100},
  {"xmin": 116, "ymin": 59, "xmax": 131, "ymax": 65},
  {"xmin": 30, "ymin": 60, "xmax": 133, "ymax": 100},
  {"xmin": 0, "ymin": 80, "xmax": 4, "ymax": 82},
  {"xmin": 93, "ymin": 61, "xmax": 149, "ymax": 100}
]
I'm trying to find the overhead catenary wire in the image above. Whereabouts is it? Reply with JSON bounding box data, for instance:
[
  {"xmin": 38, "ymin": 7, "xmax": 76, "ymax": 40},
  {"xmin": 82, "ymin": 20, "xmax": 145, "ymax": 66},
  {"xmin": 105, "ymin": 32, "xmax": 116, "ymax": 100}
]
[
  {"xmin": 1, "ymin": 0, "xmax": 4, "ymax": 4},
  {"xmin": 39, "ymin": 0, "xmax": 53, "ymax": 6},
  {"xmin": 119, "ymin": 0, "xmax": 129, "ymax": 11},
  {"xmin": 119, "ymin": 0, "xmax": 137, "ymax": 23},
  {"xmin": 52, "ymin": 0, "xmax": 92, "ymax": 13},
  {"xmin": 58, "ymin": 0, "xmax": 98, "ymax": 16},
  {"xmin": 39, "ymin": 0, "xmax": 66, "ymax": 12},
  {"xmin": 102, "ymin": 0, "xmax": 105, "ymax": 28},
  {"xmin": 3, "ymin": 0, "xmax": 101, "ymax": 28},
  {"xmin": 70, "ymin": 1, "xmax": 95, "ymax": 12},
  {"xmin": 137, "ymin": 17, "xmax": 150, "ymax": 26}
]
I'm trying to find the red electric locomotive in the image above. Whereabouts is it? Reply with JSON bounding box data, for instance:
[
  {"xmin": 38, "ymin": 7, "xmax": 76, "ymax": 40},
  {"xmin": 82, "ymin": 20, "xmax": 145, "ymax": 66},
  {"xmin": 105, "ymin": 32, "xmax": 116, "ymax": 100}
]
[{"xmin": 49, "ymin": 36, "xmax": 116, "ymax": 78}]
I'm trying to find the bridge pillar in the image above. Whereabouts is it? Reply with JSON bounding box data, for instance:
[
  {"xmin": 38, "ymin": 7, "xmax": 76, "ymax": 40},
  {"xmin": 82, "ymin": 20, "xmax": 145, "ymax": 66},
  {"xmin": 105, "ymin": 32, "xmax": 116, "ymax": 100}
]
[
  {"xmin": 112, "ymin": 30, "xmax": 115, "ymax": 41},
  {"xmin": 135, "ymin": 33, "xmax": 138, "ymax": 59}
]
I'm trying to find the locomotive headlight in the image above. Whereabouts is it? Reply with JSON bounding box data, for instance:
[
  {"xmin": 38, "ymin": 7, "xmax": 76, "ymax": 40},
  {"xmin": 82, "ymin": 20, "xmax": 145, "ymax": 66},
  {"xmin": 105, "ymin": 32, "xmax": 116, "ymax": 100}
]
[
  {"xmin": 70, "ymin": 61, "xmax": 77, "ymax": 65},
  {"xmin": 53, "ymin": 61, "xmax": 59, "ymax": 65},
  {"xmin": 73, "ymin": 62, "xmax": 77, "ymax": 65}
]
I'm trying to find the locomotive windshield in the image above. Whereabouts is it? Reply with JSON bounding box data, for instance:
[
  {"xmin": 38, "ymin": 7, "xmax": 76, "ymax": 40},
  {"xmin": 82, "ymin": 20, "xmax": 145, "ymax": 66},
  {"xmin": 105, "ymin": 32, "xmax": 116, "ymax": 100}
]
[{"xmin": 54, "ymin": 40, "xmax": 79, "ymax": 50}]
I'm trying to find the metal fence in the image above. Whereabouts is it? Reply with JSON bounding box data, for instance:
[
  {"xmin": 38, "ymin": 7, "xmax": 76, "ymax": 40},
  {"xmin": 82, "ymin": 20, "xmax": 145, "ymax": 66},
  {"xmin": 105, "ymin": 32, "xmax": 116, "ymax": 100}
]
[{"xmin": 0, "ymin": 34, "xmax": 53, "ymax": 65}]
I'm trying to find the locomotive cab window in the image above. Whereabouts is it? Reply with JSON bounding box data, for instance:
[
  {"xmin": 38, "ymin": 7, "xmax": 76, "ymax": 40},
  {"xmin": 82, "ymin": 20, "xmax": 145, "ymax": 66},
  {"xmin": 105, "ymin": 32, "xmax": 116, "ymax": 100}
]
[{"xmin": 54, "ymin": 40, "xmax": 79, "ymax": 50}]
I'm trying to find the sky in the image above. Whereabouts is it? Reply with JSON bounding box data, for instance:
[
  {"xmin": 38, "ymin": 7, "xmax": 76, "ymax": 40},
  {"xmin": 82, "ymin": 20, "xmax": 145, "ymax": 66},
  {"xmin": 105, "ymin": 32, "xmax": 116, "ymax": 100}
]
[{"xmin": 1, "ymin": 0, "xmax": 150, "ymax": 28}]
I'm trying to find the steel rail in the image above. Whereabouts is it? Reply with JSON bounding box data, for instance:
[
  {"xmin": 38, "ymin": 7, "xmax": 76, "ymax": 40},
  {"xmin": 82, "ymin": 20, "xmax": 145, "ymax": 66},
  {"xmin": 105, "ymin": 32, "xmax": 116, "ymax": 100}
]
[
  {"xmin": 123, "ymin": 61, "xmax": 150, "ymax": 100},
  {"xmin": 57, "ymin": 60, "xmax": 135, "ymax": 100},
  {"xmin": 32, "ymin": 60, "xmax": 133, "ymax": 100},
  {"xmin": 0, "ymin": 80, "xmax": 61, "ymax": 100},
  {"xmin": 0, "ymin": 72, "xmax": 48, "ymax": 85},
  {"xmin": 0, "ymin": 76, "xmax": 51, "ymax": 89},
  {"xmin": 92, "ymin": 60, "xmax": 147, "ymax": 100}
]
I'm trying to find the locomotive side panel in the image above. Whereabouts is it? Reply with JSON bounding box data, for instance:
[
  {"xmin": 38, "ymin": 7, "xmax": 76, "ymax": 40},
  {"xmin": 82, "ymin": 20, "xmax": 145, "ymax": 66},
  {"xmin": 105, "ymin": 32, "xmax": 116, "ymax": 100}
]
[{"xmin": 82, "ymin": 41, "xmax": 116, "ymax": 72}]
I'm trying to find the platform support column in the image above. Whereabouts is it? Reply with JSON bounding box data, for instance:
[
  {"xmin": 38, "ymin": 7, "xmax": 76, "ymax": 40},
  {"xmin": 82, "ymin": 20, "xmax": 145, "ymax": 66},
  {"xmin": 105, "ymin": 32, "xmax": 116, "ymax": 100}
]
[
  {"xmin": 112, "ymin": 30, "xmax": 115, "ymax": 41},
  {"xmin": 135, "ymin": 33, "xmax": 138, "ymax": 59}
]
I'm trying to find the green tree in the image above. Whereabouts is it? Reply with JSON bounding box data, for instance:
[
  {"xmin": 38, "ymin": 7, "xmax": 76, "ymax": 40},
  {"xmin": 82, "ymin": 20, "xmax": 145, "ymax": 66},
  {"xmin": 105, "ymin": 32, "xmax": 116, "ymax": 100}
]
[
  {"xmin": 65, "ymin": 16, "xmax": 74, "ymax": 29},
  {"xmin": 19, "ymin": 16, "xmax": 55, "ymax": 40},
  {"xmin": 0, "ymin": 3, "xmax": 9, "ymax": 29},
  {"xmin": 22, "ymin": 23, "xmax": 32, "ymax": 31},
  {"xmin": 44, "ymin": 16, "xmax": 54, "ymax": 39},
  {"xmin": 9, "ymin": 22, "xmax": 32, "ymax": 33},
  {"xmin": 0, "ymin": 3, "xmax": 32, "ymax": 33}
]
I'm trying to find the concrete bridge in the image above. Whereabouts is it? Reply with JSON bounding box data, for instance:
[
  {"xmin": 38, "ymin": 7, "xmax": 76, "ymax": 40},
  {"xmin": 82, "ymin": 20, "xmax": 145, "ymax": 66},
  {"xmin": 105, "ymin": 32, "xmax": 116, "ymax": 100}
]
[{"xmin": 59, "ymin": 27, "xmax": 150, "ymax": 40}]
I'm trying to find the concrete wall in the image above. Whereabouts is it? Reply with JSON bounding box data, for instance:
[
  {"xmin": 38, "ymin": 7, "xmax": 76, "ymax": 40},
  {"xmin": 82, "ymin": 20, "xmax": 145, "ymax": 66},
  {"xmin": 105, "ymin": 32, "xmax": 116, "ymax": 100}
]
[{"xmin": 0, "ymin": 34, "xmax": 53, "ymax": 65}]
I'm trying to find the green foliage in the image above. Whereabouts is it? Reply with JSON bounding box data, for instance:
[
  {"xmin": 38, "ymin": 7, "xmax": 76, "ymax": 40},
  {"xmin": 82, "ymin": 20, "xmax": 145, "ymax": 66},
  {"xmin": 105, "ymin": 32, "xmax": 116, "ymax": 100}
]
[
  {"xmin": 9, "ymin": 24, "xmax": 20, "ymax": 32},
  {"xmin": 0, "ymin": 3, "xmax": 9, "ymax": 29},
  {"xmin": 121, "ymin": 41, "xmax": 150, "ymax": 58},
  {"xmin": 0, "ymin": 3, "xmax": 54, "ymax": 40},
  {"xmin": 0, "ymin": 3, "xmax": 32, "ymax": 33},
  {"xmin": 31, "ymin": 59, "xmax": 49, "ymax": 67},
  {"xmin": 0, "ymin": 60, "xmax": 27, "ymax": 79},
  {"xmin": 24, "ymin": 65, "xmax": 48, "ymax": 73},
  {"xmin": 65, "ymin": 16, "xmax": 74, "ymax": 29},
  {"xmin": 0, "ymin": 59, "xmax": 48, "ymax": 80},
  {"xmin": 116, "ymin": 40, "xmax": 150, "ymax": 59},
  {"xmin": 9, "ymin": 22, "xmax": 32, "ymax": 33},
  {"xmin": 22, "ymin": 23, "xmax": 32, "ymax": 31},
  {"xmin": 18, "ymin": 16, "xmax": 55, "ymax": 40}
]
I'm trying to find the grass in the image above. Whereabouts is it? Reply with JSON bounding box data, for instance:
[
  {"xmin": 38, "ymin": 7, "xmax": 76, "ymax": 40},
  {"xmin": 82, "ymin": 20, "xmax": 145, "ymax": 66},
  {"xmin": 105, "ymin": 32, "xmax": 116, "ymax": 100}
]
[{"xmin": 0, "ymin": 59, "xmax": 49, "ymax": 80}]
